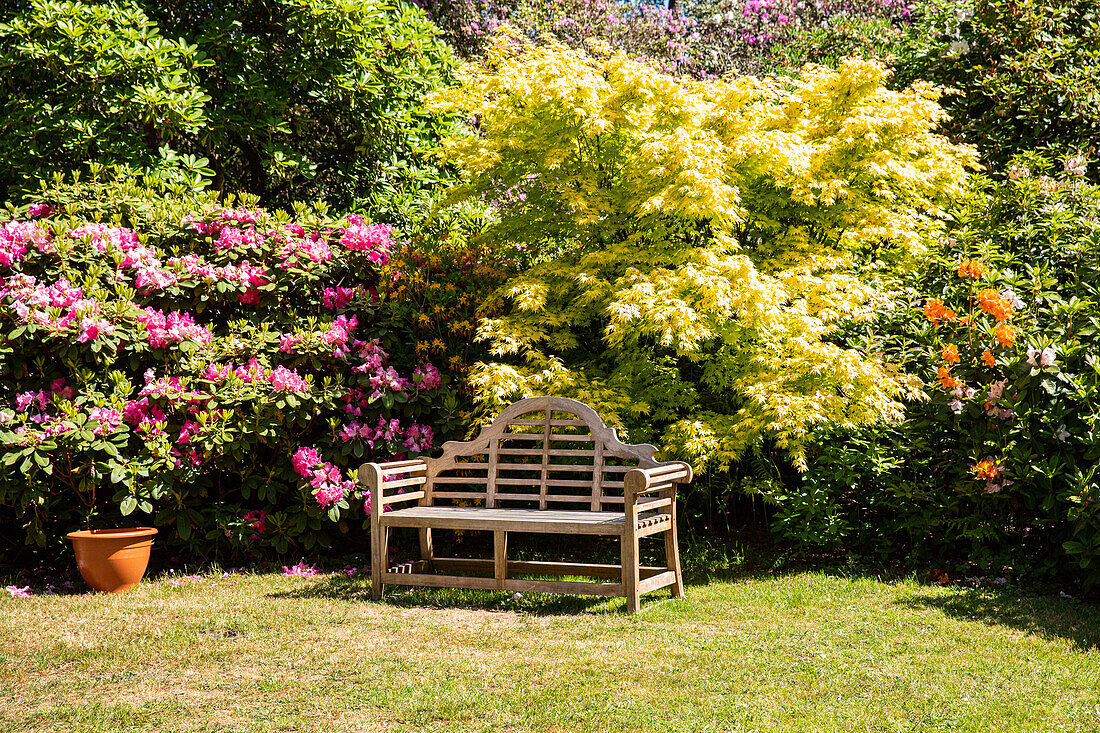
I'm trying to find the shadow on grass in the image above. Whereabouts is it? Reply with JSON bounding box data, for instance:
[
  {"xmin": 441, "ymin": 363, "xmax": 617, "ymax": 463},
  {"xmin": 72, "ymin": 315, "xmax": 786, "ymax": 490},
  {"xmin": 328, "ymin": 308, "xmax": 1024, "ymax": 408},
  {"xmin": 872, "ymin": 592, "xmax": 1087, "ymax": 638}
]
[
  {"xmin": 895, "ymin": 587, "xmax": 1100, "ymax": 651},
  {"xmin": 267, "ymin": 573, "xmax": 633, "ymax": 615}
]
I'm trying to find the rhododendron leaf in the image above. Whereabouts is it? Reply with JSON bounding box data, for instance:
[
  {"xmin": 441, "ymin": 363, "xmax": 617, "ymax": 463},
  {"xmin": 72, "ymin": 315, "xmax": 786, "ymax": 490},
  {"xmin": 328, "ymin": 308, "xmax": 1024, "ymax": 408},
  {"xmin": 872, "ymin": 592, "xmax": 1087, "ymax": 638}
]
[
  {"xmin": 120, "ymin": 496, "xmax": 137, "ymax": 516},
  {"xmin": 176, "ymin": 513, "xmax": 191, "ymax": 539}
]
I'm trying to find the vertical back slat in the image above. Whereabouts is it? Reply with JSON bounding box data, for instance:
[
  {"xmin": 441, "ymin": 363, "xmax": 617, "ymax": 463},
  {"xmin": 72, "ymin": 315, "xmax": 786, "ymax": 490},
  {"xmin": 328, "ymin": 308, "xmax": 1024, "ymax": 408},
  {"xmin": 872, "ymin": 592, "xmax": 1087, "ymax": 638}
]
[
  {"xmin": 590, "ymin": 439, "xmax": 604, "ymax": 511},
  {"xmin": 538, "ymin": 408, "xmax": 552, "ymax": 510},
  {"xmin": 486, "ymin": 437, "xmax": 499, "ymax": 508}
]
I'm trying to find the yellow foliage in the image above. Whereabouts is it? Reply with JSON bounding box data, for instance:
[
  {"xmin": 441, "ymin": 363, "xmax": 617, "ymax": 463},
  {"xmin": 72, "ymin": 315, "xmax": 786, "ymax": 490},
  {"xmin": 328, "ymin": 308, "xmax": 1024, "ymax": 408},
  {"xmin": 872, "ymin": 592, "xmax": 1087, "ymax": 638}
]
[{"xmin": 432, "ymin": 31, "xmax": 976, "ymax": 469}]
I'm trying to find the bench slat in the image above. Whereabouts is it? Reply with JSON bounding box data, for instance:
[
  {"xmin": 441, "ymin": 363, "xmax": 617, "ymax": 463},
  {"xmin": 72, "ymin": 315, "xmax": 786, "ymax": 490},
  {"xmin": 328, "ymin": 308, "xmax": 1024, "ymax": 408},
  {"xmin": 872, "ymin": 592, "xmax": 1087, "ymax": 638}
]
[
  {"xmin": 498, "ymin": 448, "xmax": 595, "ymax": 457},
  {"xmin": 381, "ymin": 476, "xmax": 427, "ymax": 489},
  {"xmin": 381, "ymin": 506, "xmax": 626, "ymax": 535}
]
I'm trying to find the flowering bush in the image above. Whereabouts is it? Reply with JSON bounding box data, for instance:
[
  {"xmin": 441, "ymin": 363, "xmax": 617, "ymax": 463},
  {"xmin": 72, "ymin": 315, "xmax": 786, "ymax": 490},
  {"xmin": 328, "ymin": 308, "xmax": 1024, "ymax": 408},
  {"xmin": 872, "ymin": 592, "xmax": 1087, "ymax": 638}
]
[
  {"xmin": 427, "ymin": 0, "xmax": 915, "ymax": 77},
  {"xmin": 0, "ymin": 169, "xmax": 452, "ymax": 563},
  {"xmin": 789, "ymin": 153, "xmax": 1100, "ymax": 586},
  {"xmin": 378, "ymin": 203, "xmax": 523, "ymax": 427}
]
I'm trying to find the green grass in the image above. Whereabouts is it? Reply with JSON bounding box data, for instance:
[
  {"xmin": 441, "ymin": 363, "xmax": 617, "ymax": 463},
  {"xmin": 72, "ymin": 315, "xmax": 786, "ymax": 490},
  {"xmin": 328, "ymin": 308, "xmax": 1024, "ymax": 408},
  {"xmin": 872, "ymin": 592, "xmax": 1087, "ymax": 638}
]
[{"xmin": 2, "ymin": 565, "xmax": 1099, "ymax": 732}]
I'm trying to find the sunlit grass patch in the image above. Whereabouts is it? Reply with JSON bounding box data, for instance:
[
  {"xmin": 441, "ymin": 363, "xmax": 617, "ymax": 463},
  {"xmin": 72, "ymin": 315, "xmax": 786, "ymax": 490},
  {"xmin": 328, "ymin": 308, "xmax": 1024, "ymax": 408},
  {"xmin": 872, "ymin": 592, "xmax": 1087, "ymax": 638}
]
[{"xmin": 2, "ymin": 568, "xmax": 1099, "ymax": 732}]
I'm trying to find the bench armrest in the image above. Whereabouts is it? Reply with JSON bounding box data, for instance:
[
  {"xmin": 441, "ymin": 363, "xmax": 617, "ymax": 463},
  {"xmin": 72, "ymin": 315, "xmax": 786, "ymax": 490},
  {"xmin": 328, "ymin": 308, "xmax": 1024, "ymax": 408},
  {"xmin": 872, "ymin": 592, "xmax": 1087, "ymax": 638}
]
[
  {"xmin": 360, "ymin": 459, "xmax": 429, "ymax": 514},
  {"xmin": 624, "ymin": 462, "xmax": 693, "ymax": 502}
]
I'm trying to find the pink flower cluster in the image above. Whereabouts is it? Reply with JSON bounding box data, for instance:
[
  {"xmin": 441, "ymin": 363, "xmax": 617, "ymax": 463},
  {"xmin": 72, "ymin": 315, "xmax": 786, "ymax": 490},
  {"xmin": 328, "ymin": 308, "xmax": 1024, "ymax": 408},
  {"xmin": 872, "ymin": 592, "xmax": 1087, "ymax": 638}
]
[
  {"xmin": 337, "ymin": 415, "xmax": 434, "ymax": 453},
  {"xmin": 984, "ymin": 380, "xmax": 1016, "ymax": 421},
  {"xmin": 1026, "ymin": 347, "xmax": 1056, "ymax": 368},
  {"xmin": 2, "ymin": 274, "xmax": 114, "ymax": 343},
  {"xmin": 322, "ymin": 286, "xmax": 364, "ymax": 311},
  {"xmin": 279, "ymin": 334, "xmax": 300, "ymax": 353},
  {"xmin": 339, "ymin": 222, "xmax": 392, "ymax": 264},
  {"xmin": 1, "ymin": 221, "xmax": 50, "ymax": 266},
  {"xmin": 277, "ymin": 236, "xmax": 334, "ymax": 269},
  {"xmin": 324, "ymin": 314, "xmax": 357, "ymax": 353},
  {"xmin": 167, "ymin": 255, "xmax": 269, "ymax": 288},
  {"xmin": 27, "ymin": 203, "xmax": 54, "ymax": 219},
  {"xmin": 214, "ymin": 226, "xmax": 266, "ymax": 252},
  {"xmin": 269, "ymin": 365, "xmax": 309, "ymax": 392},
  {"xmin": 413, "ymin": 363, "xmax": 441, "ymax": 390},
  {"xmin": 243, "ymin": 509, "xmax": 267, "ymax": 538},
  {"xmin": 184, "ymin": 208, "xmax": 264, "ymax": 238},
  {"xmin": 203, "ymin": 359, "xmax": 311, "ymax": 394},
  {"xmin": 5, "ymin": 585, "xmax": 31, "ymax": 598},
  {"xmin": 68, "ymin": 223, "xmax": 139, "ymax": 252},
  {"xmin": 123, "ymin": 397, "xmax": 167, "ymax": 435},
  {"xmin": 292, "ymin": 446, "xmax": 354, "ymax": 508},
  {"xmin": 173, "ymin": 419, "xmax": 204, "ymax": 467},
  {"xmin": 134, "ymin": 308, "xmax": 213, "ymax": 348},
  {"xmin": 88, "ymin": 407, "xmax": 122, "ymax": 436}
]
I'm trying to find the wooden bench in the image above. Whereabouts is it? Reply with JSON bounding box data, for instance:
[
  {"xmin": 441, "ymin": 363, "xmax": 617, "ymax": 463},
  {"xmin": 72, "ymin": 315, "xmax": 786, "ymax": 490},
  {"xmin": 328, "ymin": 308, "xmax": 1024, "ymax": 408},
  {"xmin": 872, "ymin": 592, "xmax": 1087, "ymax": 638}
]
[{"xmin": 361, "ymin": 396, "xmax": 692, "ymax": 612}]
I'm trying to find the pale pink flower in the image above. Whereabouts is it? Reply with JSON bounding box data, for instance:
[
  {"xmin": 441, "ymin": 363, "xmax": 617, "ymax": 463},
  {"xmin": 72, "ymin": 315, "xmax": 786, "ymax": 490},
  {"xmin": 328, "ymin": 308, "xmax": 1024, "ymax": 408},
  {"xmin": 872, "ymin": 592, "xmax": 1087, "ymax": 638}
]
[
  {"xmin": 5, "ymin": 585, "xmax": 31, "ymax": 598},
  {"xmin": 1027, "ymin": 347, "xmax": 1056, "ymax": 367},
  {"xmin": 269, "ymin": 366, "xmax": 309, "ymax": 392},
  {"xmin": 279, "ymin": 334, "xmax": 299, "ymax": 353},
  {"xmin": 1065, "ymin": 155, "xmax": 1087, "ymax": 177}
]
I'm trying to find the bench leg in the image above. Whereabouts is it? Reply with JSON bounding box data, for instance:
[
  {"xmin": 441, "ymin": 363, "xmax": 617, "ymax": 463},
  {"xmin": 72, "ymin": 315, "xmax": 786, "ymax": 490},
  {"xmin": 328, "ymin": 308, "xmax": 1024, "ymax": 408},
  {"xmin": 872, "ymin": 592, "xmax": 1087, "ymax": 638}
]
[
  {"xmin": 371, "ymin": 524, "xmax": 388, "ymax": 602},
  {"xmin": 665, "ymin": 516, "xmax": 684, "ymax": 599},
  {"xmin": 419, "ymin": 528, "xmax": 435, "ymax": 571},
  {"xmin": 494, "ymin": 531, "xmax": 508, "ymax": 589},
  {"xmin": 622, "ymin": 526, "xmax": 640, "ymax": 614}
]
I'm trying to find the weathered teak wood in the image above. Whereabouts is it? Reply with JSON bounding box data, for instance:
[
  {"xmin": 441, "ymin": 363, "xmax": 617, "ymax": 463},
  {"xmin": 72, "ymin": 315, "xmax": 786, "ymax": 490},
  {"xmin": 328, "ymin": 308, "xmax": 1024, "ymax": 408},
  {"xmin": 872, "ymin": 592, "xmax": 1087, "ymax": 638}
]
[{"xmin": 361, "ymin": 395, "xmax": 693, "ymax": 612}]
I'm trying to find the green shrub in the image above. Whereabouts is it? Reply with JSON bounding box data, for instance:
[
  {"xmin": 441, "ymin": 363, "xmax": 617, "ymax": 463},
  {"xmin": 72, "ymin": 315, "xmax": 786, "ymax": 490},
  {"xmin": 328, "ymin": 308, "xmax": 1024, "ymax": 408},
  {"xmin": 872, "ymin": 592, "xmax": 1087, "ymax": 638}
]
[
  {"xmin": 791, "ymin": 153, "xmax": 1100, "ymax": 586},
  {"xmin": 432, "ymin": 33, "xmax": 975, "ymax": 477},
  {"xmin": 896, "ymin": 0, "xmax": 1100, "ymax": 177},
  {"xmin": 0, "ymin": 0, "xmax": 457, "ymax": 213}
]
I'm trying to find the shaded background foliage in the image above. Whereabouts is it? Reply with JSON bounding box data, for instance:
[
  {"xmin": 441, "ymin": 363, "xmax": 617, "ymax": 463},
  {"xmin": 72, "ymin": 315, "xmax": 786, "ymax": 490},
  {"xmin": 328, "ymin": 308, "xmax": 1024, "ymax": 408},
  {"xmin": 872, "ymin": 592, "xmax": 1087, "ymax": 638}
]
[{"xmin": 0, "ymin": 0, "xmax": 457, "ymax": 214}]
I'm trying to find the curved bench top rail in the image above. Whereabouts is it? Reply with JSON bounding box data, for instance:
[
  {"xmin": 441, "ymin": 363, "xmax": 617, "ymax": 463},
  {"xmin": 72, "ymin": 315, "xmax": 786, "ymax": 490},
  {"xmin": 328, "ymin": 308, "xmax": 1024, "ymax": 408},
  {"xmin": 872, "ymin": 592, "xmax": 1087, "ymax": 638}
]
[{"xmin": 423, "ymin": 396, "xmax": 664, "ymax": 510}]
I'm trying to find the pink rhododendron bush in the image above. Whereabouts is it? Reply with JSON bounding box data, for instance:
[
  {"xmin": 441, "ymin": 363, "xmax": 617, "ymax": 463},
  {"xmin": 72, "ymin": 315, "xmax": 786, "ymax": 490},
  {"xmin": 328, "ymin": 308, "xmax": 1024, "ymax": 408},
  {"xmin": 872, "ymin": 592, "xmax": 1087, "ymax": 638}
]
[{"xmin": 0, "ymin": 177, "xmax": 449, "ymax": 562}]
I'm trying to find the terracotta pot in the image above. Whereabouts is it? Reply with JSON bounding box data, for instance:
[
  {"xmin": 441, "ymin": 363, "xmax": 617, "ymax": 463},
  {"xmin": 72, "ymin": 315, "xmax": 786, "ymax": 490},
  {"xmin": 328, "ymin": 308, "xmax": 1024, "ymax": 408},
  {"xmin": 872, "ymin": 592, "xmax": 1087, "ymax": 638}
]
[{"xmin": 66, "ymin": 527, "xmax": 158, "ymax": 593}]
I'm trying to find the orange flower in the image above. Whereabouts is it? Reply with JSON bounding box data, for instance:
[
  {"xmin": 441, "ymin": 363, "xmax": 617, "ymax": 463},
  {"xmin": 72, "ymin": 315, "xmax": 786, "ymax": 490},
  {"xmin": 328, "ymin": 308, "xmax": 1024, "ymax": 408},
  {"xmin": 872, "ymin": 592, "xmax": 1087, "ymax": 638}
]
[
  {"xmin": 936, "ymin": 365, "xmax": 958, "ymax": 389},
  {"xmin": 942, "ymin": 344, "xmax": 960, "ymax": 364},
  {"xmin": 981, "ymin": 350, "xmax": 996, "ymax": 368},
  {"xmin": 972, "ymin": 458, "xmax": 1001, "ymax": 480},
  {"xmin": 976, "ymin": 289, "xmax": 1014, "ymax": 322},
  {"xmin": 994, "ymin": 323, "xmax": 1016, "ymax": 347},
  {"xmin": 957, "ymin": 258, "xmax": 985, "ymax": 279},
  {"xmin": 924, "ymin": 298, "xmax": 947, "ymax": 325}
]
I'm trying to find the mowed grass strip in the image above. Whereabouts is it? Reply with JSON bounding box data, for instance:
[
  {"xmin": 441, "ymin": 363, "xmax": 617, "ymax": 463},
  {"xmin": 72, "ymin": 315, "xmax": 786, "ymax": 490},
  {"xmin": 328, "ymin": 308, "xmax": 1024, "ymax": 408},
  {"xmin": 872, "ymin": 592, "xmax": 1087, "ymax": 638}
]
[{"xmin": 1, "ymin": 569, "xmax": 1099, "ymax": 732}]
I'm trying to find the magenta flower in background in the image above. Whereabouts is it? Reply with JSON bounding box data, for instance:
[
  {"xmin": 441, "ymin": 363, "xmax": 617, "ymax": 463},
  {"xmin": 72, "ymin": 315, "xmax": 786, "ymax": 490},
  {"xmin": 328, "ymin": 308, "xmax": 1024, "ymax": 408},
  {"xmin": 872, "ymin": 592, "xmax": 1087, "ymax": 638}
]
[{"xmin": 283, "ymin": 561, "xmax": 319, "ymax": 577}]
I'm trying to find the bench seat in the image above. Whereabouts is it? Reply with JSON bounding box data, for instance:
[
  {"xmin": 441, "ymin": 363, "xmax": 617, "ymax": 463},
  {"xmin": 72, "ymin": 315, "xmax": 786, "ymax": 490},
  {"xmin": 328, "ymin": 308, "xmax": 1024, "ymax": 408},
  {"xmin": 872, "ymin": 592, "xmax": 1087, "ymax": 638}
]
[{"xmin": 382, "ymin": 506, "xmax": 672, "ymax": 535}]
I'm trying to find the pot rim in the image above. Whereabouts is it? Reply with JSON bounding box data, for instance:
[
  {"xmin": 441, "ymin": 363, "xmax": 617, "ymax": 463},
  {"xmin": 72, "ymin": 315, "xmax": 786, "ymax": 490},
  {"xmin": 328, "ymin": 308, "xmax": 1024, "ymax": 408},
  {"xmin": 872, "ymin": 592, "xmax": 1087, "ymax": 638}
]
[{"xmin": 66, "ymin": 527, "xmax": 158, "ymax": 540}]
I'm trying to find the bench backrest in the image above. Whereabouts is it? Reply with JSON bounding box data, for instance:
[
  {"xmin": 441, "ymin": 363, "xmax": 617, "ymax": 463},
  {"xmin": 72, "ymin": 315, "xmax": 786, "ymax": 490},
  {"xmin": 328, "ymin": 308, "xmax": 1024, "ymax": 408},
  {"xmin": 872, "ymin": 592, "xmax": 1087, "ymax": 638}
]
[{"xmin": 422, "ymin": 396, "xmax": 662, "ymax": 511}]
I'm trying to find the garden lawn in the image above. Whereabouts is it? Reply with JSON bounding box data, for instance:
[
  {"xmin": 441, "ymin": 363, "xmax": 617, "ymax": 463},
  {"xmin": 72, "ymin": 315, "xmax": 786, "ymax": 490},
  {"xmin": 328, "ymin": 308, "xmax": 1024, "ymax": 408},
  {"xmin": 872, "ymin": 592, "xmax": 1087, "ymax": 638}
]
[{"xmin": 2, "ymin": 568, "xmax": 1099, "ymax": 732}]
